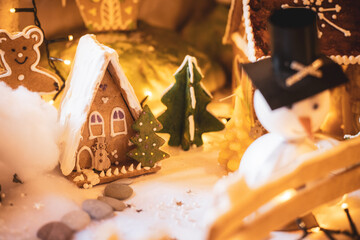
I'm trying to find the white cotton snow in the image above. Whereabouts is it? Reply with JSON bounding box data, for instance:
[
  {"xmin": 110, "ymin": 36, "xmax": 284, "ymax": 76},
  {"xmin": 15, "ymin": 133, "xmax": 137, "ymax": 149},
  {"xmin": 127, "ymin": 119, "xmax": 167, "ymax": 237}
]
[{"xmin": 0, "ymin": 82, "xmax": 60, "ymax": 190}]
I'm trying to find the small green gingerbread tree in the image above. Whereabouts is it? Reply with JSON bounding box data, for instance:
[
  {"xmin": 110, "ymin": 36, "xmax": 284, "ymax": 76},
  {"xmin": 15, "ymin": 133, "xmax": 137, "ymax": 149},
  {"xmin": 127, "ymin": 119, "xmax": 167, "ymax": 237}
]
[
  {"xmin": 157, "ymin": 55, "xmax": 224, "ymax": 150},
  {"xmin": 127, "ymin": 105, "xmax": 169, "ymax": 167}
]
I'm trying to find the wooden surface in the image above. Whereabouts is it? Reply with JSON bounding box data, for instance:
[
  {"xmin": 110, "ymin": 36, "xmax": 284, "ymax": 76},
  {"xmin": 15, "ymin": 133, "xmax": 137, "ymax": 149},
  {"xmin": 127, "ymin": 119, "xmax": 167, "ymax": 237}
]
[{"xmin": 208, "ymin": 136, "xmax": 360, "ymax": 240}]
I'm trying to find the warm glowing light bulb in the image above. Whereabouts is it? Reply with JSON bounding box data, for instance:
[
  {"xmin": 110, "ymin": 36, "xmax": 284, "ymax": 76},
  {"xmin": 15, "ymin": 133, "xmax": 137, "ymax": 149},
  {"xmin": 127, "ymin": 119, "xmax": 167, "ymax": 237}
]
[
  {"xmin": 68, "ymin": 35, "xmax": 74, "ymax": 41},
  {"xmin": 144, "ymin": 90, "xmax": 152, "ymax": 98},
  {"xmin": 64, "ymin": 60, "xmax": 71, "ymax": 65},
  {"xmin": 49, "ymin": 100, "xmax": 54, "ymax": 105},
  {"xmin": 310, "ymin": 227, "xmax": 320, "ymax": 233},
  {"xmin": 277, "ymin": 189, "xmax": 296, "ymax": 203},
  {"xmin": 342, "ymin": 203, "xmax": 348, "ymax": 209},
  {"xmin": 10, "ymin": 8, "xmax": 16, "ymax": 13}
]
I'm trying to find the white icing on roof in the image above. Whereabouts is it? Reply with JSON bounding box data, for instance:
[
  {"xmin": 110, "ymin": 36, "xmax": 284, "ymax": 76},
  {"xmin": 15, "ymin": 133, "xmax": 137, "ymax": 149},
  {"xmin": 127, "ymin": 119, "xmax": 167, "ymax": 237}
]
[
  {"xmin": 242, "ymin": 0, "xmax": 256, "ymax": 62},
  {"xmin": 58, "ymin": 34, "xmax": 141, "ymax": 176}
]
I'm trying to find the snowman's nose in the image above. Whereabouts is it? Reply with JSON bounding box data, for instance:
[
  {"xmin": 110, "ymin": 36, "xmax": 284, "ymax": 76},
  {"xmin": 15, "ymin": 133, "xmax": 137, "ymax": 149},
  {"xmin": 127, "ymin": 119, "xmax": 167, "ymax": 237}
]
[{"xmin": 298, "ymin": 116, "xmax": 313, "ymax": 139}]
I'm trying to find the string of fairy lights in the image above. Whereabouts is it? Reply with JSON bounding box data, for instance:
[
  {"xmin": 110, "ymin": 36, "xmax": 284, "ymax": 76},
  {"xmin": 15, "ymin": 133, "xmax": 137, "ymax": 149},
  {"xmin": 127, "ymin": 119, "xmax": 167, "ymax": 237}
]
[
  {"xmin": 10, "ymin": 0, "xmax": 73, "ymax": 102},
  {"xmin": 296, "ymin": 202, "xmax": 359, "ymax": 240}
]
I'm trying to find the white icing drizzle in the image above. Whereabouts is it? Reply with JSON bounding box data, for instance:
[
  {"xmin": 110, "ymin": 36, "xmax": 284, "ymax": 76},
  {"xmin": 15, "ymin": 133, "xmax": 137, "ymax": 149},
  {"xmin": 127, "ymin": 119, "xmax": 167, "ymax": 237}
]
[
  {"xmin": 114, "ymin": 167, "xmax": 119, "ymax": 175},
  {"xmin": 281, "ymin": 2, "xmax": 351, "ymax": 37},
  {"xmin": 188, "ymin": 115, "xmax": 195, "ymax": 142},
  {"xmin": 173, "ymin": 55, "xmax": 204, "ymax": 83},
  {"xmin": 121, "ymin": 166, "xmax": 127, "ymax": 174},
  {"xmin": 189, "ymin": 86, "xmax": 196, "ymax": 109},
  {"xmin": 318, "ymin": 13, "xmax": 351, "ymax": 37}
]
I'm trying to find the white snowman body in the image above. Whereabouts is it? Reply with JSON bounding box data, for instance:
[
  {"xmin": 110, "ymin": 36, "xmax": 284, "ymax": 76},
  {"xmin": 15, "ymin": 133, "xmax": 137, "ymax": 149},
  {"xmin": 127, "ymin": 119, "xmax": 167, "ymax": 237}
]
[{"xmin": 238, "ymin": 89, "xmax": 338, "ymax": 188}]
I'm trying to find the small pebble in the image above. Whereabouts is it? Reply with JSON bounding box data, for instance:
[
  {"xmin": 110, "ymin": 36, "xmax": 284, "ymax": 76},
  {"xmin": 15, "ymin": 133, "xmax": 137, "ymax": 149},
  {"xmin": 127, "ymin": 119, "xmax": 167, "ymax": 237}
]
[
  {"xmin": 104, "ymin": 183, "xmax": 133, "ymax": 200},
  {"xmin": 61, "ymin": 210, "xmax": 91, "ymax": 231},
  {"xmin": 82, "ymin": 199, "xmax": 114, "ymax": 220},
  {"xmin": 37, "ymin": 221, "xmax": 74, "ymax": 240},
  {"xmin": 114, "ymin": 178, "xmax": 133, "ymax": 185},
  {"xmin": 98, "ymin": 196, "xmax": 127, "ymax": 211}
]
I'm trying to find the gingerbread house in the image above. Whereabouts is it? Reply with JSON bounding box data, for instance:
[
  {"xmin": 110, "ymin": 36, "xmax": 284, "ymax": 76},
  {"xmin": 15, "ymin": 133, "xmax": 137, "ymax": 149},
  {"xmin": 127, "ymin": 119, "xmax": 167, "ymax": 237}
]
[
  {"xmin": 75, "ymin": 0, "xmax": 139, "ymax": 31},
  {"xmin": 59, "ymin": 34, "xmax": 160, "ymax": 188},
  {"xmin": 224, "ymin": 0, "xmax": 360, "ymax": 136}
]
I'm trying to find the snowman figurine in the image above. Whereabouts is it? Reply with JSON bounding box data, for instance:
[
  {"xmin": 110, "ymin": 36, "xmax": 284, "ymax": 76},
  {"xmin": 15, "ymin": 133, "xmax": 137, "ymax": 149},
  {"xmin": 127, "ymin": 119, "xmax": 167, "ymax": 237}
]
[
  {"xmin": 237, "ymin": 8, "xmax": 348, "ymax": 188},
  {"xmin": 207, "ymin": 9, "xmax": 349, "ymax": 239}
]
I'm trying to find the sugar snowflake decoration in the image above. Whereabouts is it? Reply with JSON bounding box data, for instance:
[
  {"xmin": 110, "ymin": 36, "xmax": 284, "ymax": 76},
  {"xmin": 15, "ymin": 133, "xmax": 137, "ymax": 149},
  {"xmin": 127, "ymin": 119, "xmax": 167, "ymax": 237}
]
[{"xmin": 282, "ymin": 0, "xmax": 351, "ymax": 38}]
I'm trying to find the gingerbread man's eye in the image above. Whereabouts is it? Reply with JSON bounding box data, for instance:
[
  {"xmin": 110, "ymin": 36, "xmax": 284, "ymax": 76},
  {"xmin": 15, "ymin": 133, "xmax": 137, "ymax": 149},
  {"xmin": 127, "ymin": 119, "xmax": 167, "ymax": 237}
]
[
  {"xmin": 22, "ymin": 46, "xmax": 27, "ymax": 51},
  {"xmin": 11, "ymin": 49, "xmax": 15, "ymax": 52}
]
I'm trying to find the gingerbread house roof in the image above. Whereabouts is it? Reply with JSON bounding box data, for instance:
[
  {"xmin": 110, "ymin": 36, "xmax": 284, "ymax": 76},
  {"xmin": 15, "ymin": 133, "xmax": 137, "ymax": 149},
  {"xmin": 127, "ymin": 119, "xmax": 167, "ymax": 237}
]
[
  {"xmin": 59, "ymin": 34, "xmax": 142, "ymax": 176},
  {"xmin": 224, "ymin": 0, "xmax": 360, "ymax": 65}
]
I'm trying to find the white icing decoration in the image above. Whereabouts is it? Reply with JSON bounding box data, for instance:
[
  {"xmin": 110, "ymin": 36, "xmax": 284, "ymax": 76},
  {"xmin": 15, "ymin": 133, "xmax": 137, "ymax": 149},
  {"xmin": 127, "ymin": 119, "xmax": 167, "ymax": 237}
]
[
  {"xmin": 157, "ymin": 162, "xmax": 162, "ymax": 167},
  {"xmin": 139, "ymin": 122, "xmax": 143, "ymax": 126},
  {"xmin": 76, "ymin": 146, "xmax": 94, "ymax": 172},
  {"xmin": 115, "ymin": 161, "xmax": 119, "ymax": 165},
  {"xmin": 188, "ymin": 115, "xmax": 195, "ymax": 142},
  {"xmin": 142, "ymin": 152, "xmax": 145, "ymax": 156},
  {"xmin": 128, "ymin": 164, "xmax": 134, "ymax": 172},
  {"xmin": 59, "ymin": 35, "xmax": 141, "ymax": 176},
  {"xmin": 136, "ymin": 163, "xmax": 141, "ymax": 170},
  {"xmin": 17, "ymin": 53, "xmax": 23, "ymax": 58},
  {"xmin": 0, "ymin": 26, "xmax": 60, "ymax": 95},
  {"xmin": 152, "ymin": 143, "xmax": 156, "ymax": 146},
  {"xmin": 153, "ymin": 128, "xmax": 157, "ymax": 131},
  {"xmin": 114, "ymin": 168, "xmax": 119, "ymax": 175},
  {"xmin": 18, "ymin": 74, "xmax": 24, "ymax": 81},
  {"xmin": 101, "ymin": 97, "xmax": 109, "ymax": 103},
  {"xmin": 121, "ymin": 166, "xmax": 127, "ymax": 174},
  {"xmin": 100, "ymin": 171, "xmax": 105, "ymax": 177},
  {"xmin": 318, "ymin": 13, "xmax": 351, "ymax": 37},
  {"xmin": 174, "ymin": 55, "xmax": 204, "ymax": 84},
  {"xmin": 114, "ymin": 154, "xmax": 118, "ymax": 159},
  {"xmin": 243, "ymin": 0, "xmax": 257, "ymax": 62},
  {"xmin": 75, "ymin": 0, "xmax": 137, "ymax": 31},
  {"xmin": 88, "ymin": 111, "xmax": 105, "ymax": 140},
  {"xmin": 106, "ymin": 168, "xmax": 112, "ymax": 177},
  {"xmin": 189, "ymin": 86, "xmax": 196, "ymax": 109},
  {"xmin": 282, "ymin": 3, "xmax": 351, "ymax": 38},
  {"xmin": 73, "ymin": 174, "xmax": 85, "ymax": 182},
  {"xmin": 83, "ymin": 183, "xmax": 89, "ymax": 189},
  {"xmin": 144, "ymin": 167, "xmax": 150, "ymax": 170},
  {"xmin": 110, "ymin": 107, "xmax": 127, "ymax": 137},
  {"xmin": 82, "ymin": 169, "xmax": 100, "ymax": 186},
  {"xmin": 139, "ymin": 138, "xmax": 143, "ymax": 142},
  {"xmin": 330, "ymin": 55, "xmax": 360, "ymax": 65}
]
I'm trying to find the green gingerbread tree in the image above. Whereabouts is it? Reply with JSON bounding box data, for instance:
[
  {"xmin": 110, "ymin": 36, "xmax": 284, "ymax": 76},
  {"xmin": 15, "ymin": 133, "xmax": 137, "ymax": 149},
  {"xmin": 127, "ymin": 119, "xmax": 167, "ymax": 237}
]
[
  {"xmin": 127, "ymin": 105, "xmax": 169, "ymax": 167},
  {"xmin": 157, "ymin": 55, "xmax": 224, "ymax": 150}
]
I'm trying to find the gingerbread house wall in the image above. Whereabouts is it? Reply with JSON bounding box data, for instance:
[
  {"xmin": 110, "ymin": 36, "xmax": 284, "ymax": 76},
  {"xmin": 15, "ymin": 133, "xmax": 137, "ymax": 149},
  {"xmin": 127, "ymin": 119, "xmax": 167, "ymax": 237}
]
[
  {"xmin": 76, "ymin": 66, "xmax": 138, "ymax": 171},
  {"xmin": 226, "ymin": 0, "xmax": 360, "ymax": 137}
]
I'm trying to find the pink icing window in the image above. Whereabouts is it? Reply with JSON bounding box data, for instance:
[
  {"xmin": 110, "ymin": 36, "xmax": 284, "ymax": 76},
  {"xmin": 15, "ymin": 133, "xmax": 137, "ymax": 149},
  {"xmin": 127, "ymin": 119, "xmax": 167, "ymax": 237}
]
[
  {"xmin": 111, "ymin": 107, "xmax": 127, "ymax": 137},
  {"xmin": 89, "ymin": 111, "xmax": 105, "ymax": 139}
]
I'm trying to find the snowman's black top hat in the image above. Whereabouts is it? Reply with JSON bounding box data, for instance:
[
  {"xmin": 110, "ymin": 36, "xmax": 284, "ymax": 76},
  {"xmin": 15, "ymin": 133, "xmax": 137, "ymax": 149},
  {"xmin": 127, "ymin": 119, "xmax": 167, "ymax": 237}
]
[{"xmin": 243, "ymin": 8, "xmax": 348, "ymax": 110}]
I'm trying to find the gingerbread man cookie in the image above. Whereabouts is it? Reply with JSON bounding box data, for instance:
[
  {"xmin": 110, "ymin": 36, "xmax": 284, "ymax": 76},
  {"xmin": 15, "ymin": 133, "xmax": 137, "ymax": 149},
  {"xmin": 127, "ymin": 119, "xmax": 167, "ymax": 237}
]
[{"xmin": 0, "ymin": 26, "xmax": 60, "ymax": 95}]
